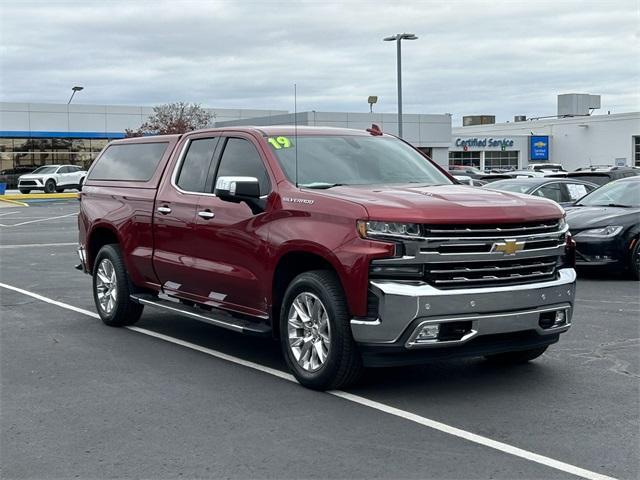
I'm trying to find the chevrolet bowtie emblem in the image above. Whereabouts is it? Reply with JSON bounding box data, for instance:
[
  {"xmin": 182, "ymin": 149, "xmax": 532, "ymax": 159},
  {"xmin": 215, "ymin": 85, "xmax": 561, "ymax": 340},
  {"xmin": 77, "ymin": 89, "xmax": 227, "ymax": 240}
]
[{"xmin": 492, "ymin": 239, "xmax": 525, "ymax": 255}]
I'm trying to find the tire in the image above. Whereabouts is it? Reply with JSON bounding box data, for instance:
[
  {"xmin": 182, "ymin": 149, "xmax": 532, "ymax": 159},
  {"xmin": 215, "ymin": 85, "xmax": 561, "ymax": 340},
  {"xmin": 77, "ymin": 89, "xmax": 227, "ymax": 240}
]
[
  {"xmin": 92, "ymin": 244, "xmax": 144, "ymax": 326},
  {"xmin": 485, "ymin": 346, "xmax": 548, "ymax": 365},
  {"xmin": 630, "ymin": 238, "xmax": 640, "ymax": 280},
  {"xmin": 44, "ymin": 179, "xmax": 56, "ymax": 193},
  {"xmin": 19, "ymin": 189, "xmax": 30, "ymax": 194},
  {"xmin": 279, "ymin": 270, "xmax": 363, "ymax": 390},
  {"xmin": 56, "ymin": 188, "xmax": 65, "ymax": 193}
]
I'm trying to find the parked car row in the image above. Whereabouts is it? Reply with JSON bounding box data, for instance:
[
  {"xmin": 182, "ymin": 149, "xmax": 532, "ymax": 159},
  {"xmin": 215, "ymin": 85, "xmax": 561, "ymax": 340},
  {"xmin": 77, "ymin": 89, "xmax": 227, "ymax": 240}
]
[{"xmin": 484, "ymin": 176, "xmax": 639, "ymax": 279}]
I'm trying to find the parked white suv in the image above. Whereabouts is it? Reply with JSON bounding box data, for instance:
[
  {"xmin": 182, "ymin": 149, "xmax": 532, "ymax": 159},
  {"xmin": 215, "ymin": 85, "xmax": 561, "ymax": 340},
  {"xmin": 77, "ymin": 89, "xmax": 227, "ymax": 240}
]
[{"xmin": 18, "ymin": 165, "xmax": 87, "ymax": 194}]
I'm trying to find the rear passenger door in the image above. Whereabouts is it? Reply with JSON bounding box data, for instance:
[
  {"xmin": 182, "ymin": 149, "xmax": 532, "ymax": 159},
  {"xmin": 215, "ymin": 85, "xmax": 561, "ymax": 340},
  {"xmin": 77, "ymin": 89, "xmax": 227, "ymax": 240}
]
[
  {"xmin": 57, "ymin": 166, "xmax": 73, "ymax": 186},
  {"xmin": 152, "ymin": 135, "xmax": 221, "ymax": 297},
  {"xmin": 190, "ymin": 134, "xmax": 273, "ymax": 317}
]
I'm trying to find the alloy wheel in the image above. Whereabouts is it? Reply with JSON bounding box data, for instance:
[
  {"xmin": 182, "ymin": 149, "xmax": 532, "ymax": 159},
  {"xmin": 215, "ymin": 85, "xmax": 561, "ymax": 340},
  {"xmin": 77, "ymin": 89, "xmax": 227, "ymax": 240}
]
[
  {"xmin": 287, "ymin": 292, "xmax": 331, "ymax": 372},
  {"xmin": 95, "ymin": 258, "xmax": 118, "ymax": 314}
]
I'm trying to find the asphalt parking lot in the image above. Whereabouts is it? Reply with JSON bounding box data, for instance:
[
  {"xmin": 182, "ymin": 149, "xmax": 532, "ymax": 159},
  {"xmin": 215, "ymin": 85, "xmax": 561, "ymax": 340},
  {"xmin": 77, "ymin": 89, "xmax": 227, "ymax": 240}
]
[{"xmin": 1, "ymin": 200, "xmax": 638, "ymax": 480}]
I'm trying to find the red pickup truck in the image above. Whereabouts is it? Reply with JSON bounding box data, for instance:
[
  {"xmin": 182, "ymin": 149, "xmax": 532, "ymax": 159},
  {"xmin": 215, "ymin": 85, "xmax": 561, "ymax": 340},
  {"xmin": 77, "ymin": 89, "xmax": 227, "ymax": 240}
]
[{"xmin": 77, "ymin": 126, "xmax": 576, "ymax": 390}]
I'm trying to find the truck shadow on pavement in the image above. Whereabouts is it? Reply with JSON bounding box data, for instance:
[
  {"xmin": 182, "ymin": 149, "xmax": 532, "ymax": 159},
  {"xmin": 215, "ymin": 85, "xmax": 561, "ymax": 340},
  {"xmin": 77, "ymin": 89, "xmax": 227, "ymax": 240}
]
[{"xmin": 134, "ymin": 311, "xmax": 555, "ymax": 396}]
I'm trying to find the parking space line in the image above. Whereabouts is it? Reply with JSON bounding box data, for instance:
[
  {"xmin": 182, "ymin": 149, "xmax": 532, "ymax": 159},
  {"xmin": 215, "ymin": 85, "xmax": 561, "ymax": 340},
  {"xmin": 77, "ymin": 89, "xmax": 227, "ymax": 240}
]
[
  {"xmin": 0, "ymin": 211, "xmax": 19, "ymax": 217},
  {"xmin": 0, "ymin": 281, "xmax": 618, "ymax": 480},
  {"xmin": 0, "ymin": 213, "xmax": 77, "ymax": 227},
  {"xmin": 0, "ymin": 242, "xmax": 77, "ymax": 249}
]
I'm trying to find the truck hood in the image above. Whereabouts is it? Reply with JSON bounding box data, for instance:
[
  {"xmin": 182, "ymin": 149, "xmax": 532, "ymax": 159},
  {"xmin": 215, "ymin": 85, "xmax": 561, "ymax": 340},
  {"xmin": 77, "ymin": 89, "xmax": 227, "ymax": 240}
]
[{"xmin": 309, "ymin": 184, "xmax": 563, "ymax": 224}]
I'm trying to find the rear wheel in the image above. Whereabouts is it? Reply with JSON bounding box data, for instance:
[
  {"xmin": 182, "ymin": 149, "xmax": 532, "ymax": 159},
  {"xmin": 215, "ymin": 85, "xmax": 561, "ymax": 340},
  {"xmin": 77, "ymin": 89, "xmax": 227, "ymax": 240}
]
[
  {"xmin": 78, "ymin": 177, "xmax": 85, "ymax": 191},
  {"xmin": 92, "ymin": 244, "xmax": 144, "ymax": 326},
  {"xmin": 280, "ymin": 270, "xmax": 362, "ymax": 390},
  {"xmin": 44, "ymin": 179, "xmax": 56, "ymax": 193},
  {"xmin": 19, "ymin": 189, "xmax": 30, "ymax": 194},
  {"xmin": 485, "ymin": 346, "xmax": 548, "ymax": 365}
]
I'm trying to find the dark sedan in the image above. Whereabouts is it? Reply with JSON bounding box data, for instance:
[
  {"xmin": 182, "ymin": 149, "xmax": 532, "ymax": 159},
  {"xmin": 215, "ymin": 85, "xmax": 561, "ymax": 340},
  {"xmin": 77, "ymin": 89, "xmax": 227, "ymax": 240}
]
[
  {"xmin": 565, "ymin": 177, "xmax": 640, "ymax": 279},
  {"xmin": 483, "ymin": 177, "xmax": 598, "ymax": 207}
]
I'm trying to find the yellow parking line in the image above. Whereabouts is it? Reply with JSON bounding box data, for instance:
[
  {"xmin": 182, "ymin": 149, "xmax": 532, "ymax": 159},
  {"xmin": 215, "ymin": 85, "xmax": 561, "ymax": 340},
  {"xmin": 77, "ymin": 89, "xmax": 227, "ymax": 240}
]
[
  {"xmin": 0, "ymin": 198, "xmax": 29, "ymax": 207},
  {"xmin": 2, "ymin": 192, "xmax": 78, "ymax": 200}
]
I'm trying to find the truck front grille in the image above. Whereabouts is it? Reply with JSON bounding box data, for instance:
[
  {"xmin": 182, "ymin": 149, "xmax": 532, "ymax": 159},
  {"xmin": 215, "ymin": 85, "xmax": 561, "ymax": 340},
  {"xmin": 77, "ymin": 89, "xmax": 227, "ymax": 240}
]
[
  {"xmin": 370, "ymin": 219, "xmax": 568, "ymax": 290},
  {"xmin": 425, "ymin": 255, "xmax": 558, "ymax": 289},
  {"xmin": 423, "ymin": 220, "xmax": 561, "ymax": 238}
]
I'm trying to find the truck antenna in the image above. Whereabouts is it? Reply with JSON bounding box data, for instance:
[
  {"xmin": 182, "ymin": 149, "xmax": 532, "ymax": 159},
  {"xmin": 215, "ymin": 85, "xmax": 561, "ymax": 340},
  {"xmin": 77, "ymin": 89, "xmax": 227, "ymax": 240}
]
[{"xmin": 294, "ymin": 83, "xmax": 298, "ymax": 187}]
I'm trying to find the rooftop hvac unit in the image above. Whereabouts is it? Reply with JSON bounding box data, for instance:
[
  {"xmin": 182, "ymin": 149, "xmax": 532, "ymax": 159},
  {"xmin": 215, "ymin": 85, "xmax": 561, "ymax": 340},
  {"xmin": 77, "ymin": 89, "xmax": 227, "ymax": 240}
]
[
  {"xmin": 463, "ymin": 115, "xmax": 495, "ymax": 126},
  {"xmin": 557, "ymin": 94, "xmax": 601, "ymax": 117}
]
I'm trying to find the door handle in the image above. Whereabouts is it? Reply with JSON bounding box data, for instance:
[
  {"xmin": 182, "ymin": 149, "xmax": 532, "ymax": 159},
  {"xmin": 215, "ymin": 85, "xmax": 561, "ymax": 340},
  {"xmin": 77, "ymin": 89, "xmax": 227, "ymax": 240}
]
[
  {"xmin": 198, "ymin": 210, "xmax": 215, "ymax": 219},
  {"xmin": 157, "ymin": 206, "xmax": 172, "ymax": 214}
]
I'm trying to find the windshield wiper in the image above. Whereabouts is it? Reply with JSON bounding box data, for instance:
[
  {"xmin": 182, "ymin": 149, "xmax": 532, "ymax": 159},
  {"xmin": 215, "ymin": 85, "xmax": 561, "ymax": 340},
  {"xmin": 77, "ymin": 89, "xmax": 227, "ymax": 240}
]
[{"xmin": 300, "ymin": 182, "xmax": 345, "ymax": 189}]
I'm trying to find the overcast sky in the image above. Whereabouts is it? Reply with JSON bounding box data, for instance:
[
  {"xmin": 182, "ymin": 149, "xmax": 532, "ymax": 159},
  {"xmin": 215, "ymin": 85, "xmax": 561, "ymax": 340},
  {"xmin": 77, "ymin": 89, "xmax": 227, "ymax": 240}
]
[{"xmin": 0, "ymin": 0, "xmax": 638, "ymax": 125}]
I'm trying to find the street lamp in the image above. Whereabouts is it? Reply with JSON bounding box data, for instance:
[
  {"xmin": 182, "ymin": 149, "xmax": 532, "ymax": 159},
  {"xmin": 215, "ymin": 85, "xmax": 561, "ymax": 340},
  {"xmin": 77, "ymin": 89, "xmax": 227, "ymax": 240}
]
[
  {"xmin": 67, "ymin": 86, "xmax": 84, "ymax": 104},
  {"xmin": 383, "ymin": 33, "xmax": 418, "ymax": 138}
]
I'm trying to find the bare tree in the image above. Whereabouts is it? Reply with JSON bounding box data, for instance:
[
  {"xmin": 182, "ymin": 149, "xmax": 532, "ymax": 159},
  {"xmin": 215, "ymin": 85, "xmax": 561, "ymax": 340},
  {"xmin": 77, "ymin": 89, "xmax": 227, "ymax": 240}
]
[{"xmin": 125, "ymin": 102, "xmax": 213, "ymax": 137}]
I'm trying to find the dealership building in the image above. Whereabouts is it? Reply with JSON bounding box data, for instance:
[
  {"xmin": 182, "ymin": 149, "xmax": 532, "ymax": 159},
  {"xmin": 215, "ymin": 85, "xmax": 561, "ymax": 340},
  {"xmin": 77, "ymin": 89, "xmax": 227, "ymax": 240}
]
[
  {"xmin": 1, "ymin": 93, "xmax": 638, "ymax": 173},
  {"xmin": 0, "ymin": 102, "xmax": 452, "ymax": 171},
  {"xmin": 450, "ymin": 95, "xmax": 640, "ymax": 171}
]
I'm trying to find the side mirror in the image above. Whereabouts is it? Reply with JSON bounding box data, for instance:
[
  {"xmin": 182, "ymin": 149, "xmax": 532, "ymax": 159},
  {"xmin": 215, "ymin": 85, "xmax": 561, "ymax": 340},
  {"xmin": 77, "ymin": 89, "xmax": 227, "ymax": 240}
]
[{"xmin": 214, "ymin": 176, "xmax": 260, "ymax": 202}]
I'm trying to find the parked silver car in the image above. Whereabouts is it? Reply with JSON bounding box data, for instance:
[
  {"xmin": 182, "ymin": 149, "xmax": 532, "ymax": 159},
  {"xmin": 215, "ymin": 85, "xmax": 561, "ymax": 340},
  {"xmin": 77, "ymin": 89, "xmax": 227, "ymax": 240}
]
[{"xmin": 18, "ymin": 164, "xmax": 87, "ymax": 194}]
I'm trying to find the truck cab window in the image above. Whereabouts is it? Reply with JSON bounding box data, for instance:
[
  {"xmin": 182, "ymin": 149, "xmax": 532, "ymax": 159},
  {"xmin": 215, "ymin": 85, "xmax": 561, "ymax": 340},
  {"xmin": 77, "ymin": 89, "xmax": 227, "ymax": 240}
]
[
  {"xmin": 215, "ymin": 138, "xmax": 270, "ymax": 194},
  {"xmin": 176, "ymin": 138, "xmax": 218, "ymax": 193}
]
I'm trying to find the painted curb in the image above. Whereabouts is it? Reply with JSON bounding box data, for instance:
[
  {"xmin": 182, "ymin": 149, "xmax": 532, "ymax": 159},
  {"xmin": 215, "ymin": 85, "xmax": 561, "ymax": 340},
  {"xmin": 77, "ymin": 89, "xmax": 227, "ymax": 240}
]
[{"xmin": 1, "ymin": 193, "xmax": 78, "ymax": 200}]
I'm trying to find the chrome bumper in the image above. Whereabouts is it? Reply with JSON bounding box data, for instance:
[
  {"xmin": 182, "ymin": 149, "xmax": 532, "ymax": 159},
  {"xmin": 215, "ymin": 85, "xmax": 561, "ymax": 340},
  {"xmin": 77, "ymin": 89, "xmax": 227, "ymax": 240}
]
[{"xmin": 350, "ymin": 268, "xmax": 576, "ymax": 348}]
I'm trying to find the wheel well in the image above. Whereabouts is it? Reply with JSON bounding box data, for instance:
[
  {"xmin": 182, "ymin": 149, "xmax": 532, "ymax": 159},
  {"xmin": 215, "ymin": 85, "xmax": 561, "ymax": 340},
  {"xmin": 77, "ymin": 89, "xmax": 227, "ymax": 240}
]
[
  {"xmin": 271, "ymin": 251, "xmax": 339, "ymax": 337},
  {"xmin": 87, "ymin": 227, "xmax": 119, "ymax": 271}
]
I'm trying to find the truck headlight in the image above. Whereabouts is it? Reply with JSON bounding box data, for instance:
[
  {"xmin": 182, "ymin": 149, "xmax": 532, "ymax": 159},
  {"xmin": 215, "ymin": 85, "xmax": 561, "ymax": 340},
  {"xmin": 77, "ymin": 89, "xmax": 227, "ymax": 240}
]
[
  {"xmin": 357, "ymin": 220, "xmax": 421, "ymax": 239},
  {"xmin": 574, "ymin": 226, "xmax": 623, "ymax": 238}
]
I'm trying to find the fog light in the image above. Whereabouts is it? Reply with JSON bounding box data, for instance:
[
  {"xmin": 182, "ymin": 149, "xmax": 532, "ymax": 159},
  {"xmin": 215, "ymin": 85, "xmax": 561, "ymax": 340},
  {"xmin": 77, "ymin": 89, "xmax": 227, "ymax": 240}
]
[
  {"xmin": 553, "ymin": 310, "xmax": 567, "ymax": 327},
  {"xmin": 415, "ymin": 324, "xmax": 440, "ymax": 342}
]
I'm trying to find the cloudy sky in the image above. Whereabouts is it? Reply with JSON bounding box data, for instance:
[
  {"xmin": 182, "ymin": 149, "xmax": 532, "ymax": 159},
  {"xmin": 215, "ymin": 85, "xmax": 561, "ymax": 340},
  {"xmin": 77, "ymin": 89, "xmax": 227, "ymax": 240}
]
[{"xmin": 0, "ymin": 0, "xmax": 638, "ymax": 125}]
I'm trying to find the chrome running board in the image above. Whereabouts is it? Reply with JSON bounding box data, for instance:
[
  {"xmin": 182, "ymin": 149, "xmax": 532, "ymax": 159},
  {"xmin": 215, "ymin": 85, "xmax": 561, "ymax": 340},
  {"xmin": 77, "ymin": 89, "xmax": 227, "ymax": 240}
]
[{"xmin": 130, "ymin": 293, "xmax": 271, "ymax": 336}]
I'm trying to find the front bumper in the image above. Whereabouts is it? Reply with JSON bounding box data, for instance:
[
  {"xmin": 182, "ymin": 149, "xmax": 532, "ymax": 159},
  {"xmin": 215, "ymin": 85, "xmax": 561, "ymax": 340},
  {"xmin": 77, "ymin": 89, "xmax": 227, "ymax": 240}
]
[
  {"xmin": 350, "ymin": 268, "xmax": 576, "ymax": 364},
  {"xmin": 574, "ymin": 236, "xmax": 627, "ymax": 266}
]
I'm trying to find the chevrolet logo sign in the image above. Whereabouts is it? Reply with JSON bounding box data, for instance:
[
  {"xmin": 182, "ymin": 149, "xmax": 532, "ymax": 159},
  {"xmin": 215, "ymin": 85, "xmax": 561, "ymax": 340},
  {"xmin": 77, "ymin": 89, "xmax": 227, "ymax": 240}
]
[{"xmin": 492, "ymin": 239, "xmax": 525, "ymax": 255}]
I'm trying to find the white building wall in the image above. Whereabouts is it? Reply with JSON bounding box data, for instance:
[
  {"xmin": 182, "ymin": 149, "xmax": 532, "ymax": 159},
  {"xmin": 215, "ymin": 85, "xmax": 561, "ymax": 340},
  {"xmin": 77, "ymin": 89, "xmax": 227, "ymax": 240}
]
[
  {"xmin": 0, "ymin": 102, "xmax": 288, "ymax": 136},
  {"xmin": 453, "ymin": 112, "xmax": 639, "ymax": 171}
]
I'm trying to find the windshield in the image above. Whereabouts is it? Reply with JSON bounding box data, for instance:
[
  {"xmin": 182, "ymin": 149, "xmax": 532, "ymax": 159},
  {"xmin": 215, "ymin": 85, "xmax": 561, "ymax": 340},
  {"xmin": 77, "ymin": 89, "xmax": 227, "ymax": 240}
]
[
  {"xmin": 267, "ymin": 135, "xmax": 452, "ymax": 187},
  {"xmin": 31, "ymin": 166, "xmax": 58, "ymax": 174},
  {"xmin": 485, "ymin": 181, "xmax": 533, "ymax": 194},
  {"xmin": 577, "ymin": 180, "xmax": 640, "ymax": 207}
]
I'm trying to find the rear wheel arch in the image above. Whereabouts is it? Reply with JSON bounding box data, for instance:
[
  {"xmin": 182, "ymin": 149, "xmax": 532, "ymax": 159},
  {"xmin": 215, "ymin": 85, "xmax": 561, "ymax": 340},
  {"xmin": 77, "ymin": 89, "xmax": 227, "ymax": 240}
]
[
  {"xmin": 271, "ymin": 250, "xmax": 349, "ymax": 338},
  {"xmin": 87, "ymin": 226, "xmax": 120, "ymax": 272}
]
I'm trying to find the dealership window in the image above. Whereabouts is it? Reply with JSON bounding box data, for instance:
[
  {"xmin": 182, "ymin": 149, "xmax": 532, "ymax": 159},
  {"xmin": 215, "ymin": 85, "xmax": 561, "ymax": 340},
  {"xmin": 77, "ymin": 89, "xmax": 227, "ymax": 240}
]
[
  {"xmin": 417, "ymin": 147, "xmax": 433, "ymax": 159},
  {"xmin": 449, "ymin": 151, "xmax": 480, "ymax": 168},
  {"xmin": 485, "ymin": 151, "xmax": 519, "ymax": 171},
  {"xmin": 0, "ymin": 137, "xmax": 118, "ymax": 170},
  {"xmin": 634, "ymin": 136, "xmax": 640, "ymax": 167}
]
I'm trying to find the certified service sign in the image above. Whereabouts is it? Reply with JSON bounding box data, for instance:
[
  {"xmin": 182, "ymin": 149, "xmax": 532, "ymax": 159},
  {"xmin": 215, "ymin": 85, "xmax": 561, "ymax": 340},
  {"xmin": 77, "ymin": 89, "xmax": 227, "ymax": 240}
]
[{"xmin": 530, "ymin": 135, "xmax": 549, "ymax": 161}]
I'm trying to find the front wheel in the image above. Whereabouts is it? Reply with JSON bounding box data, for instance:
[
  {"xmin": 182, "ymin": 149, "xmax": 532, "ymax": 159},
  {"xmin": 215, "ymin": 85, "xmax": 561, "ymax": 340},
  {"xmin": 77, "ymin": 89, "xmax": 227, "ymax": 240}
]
[
  {"xmin": 280, "ymin": 270, "xmax": 363, "ymax": 390},
  {"xmin": 92, "ymin": 244, "xmax": 144, "ymax": 326},
  {"xmin": 44, "ymin": 179, "xmax": 56, "ymax": 193},
  {"xmin": 485, "ymin": 346, "xmax": 548, "ymax": 365}
]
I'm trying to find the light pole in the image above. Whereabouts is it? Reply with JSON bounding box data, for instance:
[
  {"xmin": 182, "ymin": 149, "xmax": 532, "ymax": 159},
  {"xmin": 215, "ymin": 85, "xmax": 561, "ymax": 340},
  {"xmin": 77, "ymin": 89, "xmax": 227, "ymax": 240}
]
[
  {"xmin": 67, "ymin": 86, "xmax": 84, "ymax": 104},
  {"xmin": 383, "ymin": 33, "xmax": 418, "ymax": 138}
]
